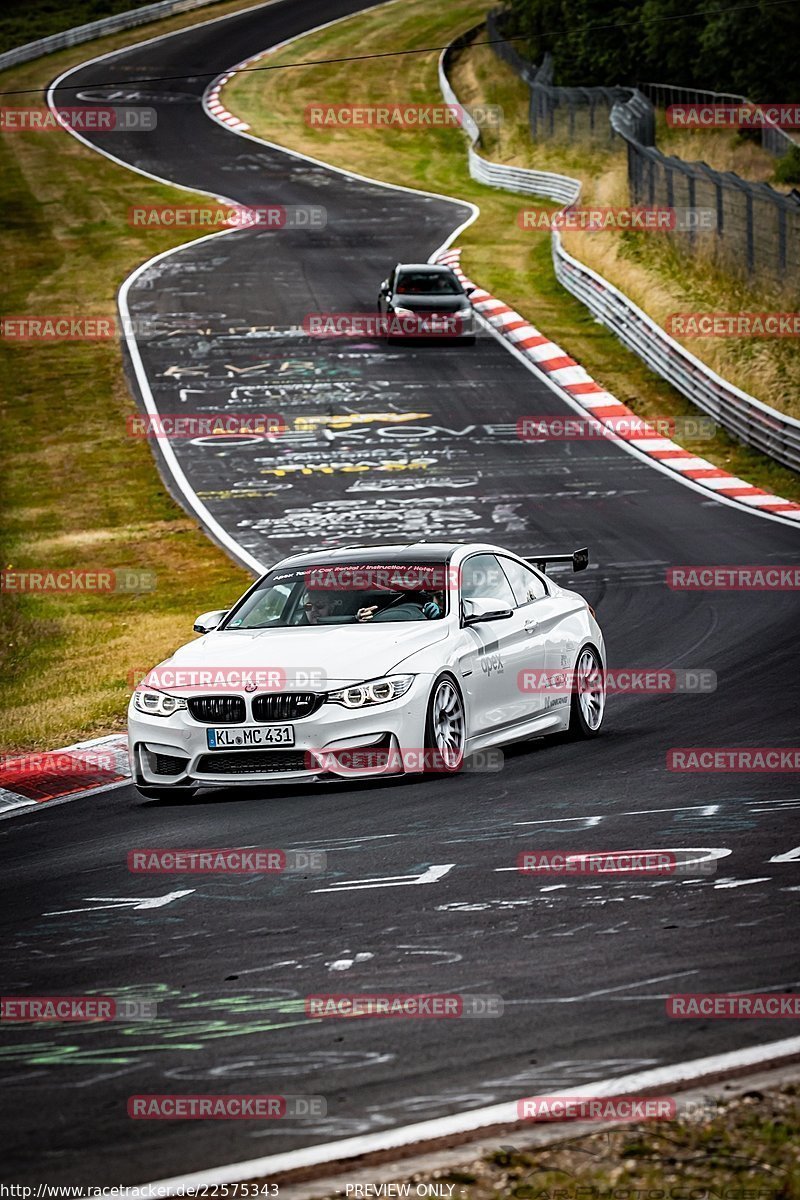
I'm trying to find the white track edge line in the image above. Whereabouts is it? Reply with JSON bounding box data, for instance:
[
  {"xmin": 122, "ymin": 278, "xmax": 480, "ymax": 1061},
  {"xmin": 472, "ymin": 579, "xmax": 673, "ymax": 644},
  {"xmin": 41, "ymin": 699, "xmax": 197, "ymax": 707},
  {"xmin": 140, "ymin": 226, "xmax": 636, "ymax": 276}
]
[
  {"xmin": 124, "ymin": 1036, "xmax": 800, "ymax": 1194},
  {"xmin": 45, "ymin": 3, "xmax": 296, "ymax": 575},
  {"xmin": 117, "ymin": 236, "xmax": 268, "ymax": 575}
]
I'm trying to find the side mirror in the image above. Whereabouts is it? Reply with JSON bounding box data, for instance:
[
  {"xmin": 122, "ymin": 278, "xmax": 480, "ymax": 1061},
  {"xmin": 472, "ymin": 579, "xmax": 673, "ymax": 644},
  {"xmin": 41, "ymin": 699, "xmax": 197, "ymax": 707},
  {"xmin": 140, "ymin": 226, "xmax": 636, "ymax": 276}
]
[
  {"xmin": 193, "ymin": 609, "xmax": 228, "ymax": 634},
  {"xmin": 380, "ymin": 279, "xmax": 390, "ymax": 292},
  {"xmin": 464, "ymin": 285, "xmax": 476, "ymax": 296},
  {"xmin": 462, "ymin": 597, "xmax": 514, "ymax": 626}
]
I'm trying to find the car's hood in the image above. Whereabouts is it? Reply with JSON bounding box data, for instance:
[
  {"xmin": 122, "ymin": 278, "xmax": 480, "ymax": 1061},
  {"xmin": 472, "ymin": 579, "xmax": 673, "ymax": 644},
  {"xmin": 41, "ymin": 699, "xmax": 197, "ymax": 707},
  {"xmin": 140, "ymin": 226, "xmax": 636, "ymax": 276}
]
[{"xmin": 153, "ymin": 624, "xmax": 449, "ymax": 690}]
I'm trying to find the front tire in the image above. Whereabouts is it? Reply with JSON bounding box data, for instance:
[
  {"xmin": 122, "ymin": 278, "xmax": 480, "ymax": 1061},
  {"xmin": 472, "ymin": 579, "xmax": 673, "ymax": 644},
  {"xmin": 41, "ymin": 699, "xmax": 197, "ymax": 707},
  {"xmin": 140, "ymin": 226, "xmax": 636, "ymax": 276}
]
[
  {"xmin": 568, "ymin": 645, "xmax": 605, "ymax": 739},
  {"xmin": 424, "ymin": 674, "xmax": 466, "ymax": 773}
]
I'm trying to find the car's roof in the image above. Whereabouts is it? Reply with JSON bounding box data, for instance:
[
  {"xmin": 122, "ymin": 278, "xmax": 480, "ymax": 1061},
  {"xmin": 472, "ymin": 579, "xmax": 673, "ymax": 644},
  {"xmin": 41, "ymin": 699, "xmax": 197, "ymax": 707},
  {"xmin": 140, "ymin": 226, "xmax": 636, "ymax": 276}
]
[
  {"xmin": 274, "ymin": 542, "xmax": 493, "ymax": 567},
  {"xmin": 394, "ymin": 263, "xmax": 456, "ymax": 273}
]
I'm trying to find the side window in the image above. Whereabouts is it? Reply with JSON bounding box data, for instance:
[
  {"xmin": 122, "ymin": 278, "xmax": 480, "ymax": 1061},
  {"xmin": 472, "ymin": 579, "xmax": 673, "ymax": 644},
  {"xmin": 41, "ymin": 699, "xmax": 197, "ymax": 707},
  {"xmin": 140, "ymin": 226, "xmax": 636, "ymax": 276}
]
[
  {"xmin": 460, "ymin": 554, "xmax": 516, "ymax": 607},
  {"xmin": 498, "ymin": 557, "xmax": 548, "ymax": 607}
]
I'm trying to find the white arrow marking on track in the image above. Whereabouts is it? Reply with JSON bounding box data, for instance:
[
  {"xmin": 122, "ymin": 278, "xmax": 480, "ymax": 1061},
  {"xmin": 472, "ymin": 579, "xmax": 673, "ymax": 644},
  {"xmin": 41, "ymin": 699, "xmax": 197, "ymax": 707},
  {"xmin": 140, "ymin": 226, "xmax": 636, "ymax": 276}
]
[
  {"xmin": 44, "ymin": 890, "xmax": 195, "ymax": 915},
  {"xmin": 769, "ymin": 845, "xmax": 800, "ymax": 862},
  {"xmin": 312, "ymin": 864, "xmax": 454, "ymax": 893}
]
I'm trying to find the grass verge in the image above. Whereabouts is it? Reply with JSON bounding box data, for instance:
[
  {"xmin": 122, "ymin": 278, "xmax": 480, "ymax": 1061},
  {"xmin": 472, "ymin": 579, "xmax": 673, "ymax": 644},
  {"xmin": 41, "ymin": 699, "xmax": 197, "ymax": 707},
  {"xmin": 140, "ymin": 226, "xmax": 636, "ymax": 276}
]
[
  {"xmin": 0, "ymin": 0, "xmax": 270, "ymax": 752},
  {"xmin": 307, "ymin": 1082, "xmax": 800, "ymax": 1200},
  {"xmin": 224, "ymin": 2, "xmax": 800, "ymax": 498}
]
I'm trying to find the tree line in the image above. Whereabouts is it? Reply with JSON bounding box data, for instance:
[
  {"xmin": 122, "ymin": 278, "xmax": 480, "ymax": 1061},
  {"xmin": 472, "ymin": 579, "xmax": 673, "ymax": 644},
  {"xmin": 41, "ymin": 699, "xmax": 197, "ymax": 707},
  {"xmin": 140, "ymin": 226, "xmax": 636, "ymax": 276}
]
[{"xmin": 498, "ymin": 0, "xmax": 800, "ymax": 100}]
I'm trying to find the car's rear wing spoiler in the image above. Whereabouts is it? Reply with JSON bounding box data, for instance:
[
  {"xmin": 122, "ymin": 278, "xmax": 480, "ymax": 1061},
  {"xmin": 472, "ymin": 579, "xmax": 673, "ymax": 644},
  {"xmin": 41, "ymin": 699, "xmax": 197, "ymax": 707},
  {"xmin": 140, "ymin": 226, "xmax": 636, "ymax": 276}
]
[{"xmin": 528, "ymin": 547, "xmax": 589, "ymax": 574}]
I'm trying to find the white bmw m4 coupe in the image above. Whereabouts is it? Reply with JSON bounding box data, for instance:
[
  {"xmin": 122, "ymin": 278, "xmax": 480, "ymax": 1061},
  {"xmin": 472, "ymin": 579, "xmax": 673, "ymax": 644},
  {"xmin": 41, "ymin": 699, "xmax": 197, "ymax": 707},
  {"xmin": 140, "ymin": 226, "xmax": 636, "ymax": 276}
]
[{"xmin": 128, "ymin": 542, "xmax": 606, "ymax": 797}]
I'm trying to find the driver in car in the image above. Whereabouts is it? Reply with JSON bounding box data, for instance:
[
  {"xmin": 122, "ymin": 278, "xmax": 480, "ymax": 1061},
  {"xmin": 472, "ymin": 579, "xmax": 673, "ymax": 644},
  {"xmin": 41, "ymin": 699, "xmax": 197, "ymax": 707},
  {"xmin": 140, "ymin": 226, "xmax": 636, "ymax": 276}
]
[
  {"xmin": 356, "ymin": 591, "xmax": 443, "ymax": 622},
  {"xmin": 300, "ymin": 591, "xmax": 341, "ymax": 624}
]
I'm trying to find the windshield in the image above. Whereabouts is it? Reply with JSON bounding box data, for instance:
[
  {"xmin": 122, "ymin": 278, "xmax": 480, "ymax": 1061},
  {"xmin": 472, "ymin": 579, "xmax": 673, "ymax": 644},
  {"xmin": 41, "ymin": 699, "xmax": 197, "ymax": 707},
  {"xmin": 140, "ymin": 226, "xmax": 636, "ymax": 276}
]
[
  {"xmin": 225, "ymin": 562, "xmax": 452, "ymax": 629},
  {"xmin": 395, "ymin": 271, "xmax": 462, "ymax": 296}
]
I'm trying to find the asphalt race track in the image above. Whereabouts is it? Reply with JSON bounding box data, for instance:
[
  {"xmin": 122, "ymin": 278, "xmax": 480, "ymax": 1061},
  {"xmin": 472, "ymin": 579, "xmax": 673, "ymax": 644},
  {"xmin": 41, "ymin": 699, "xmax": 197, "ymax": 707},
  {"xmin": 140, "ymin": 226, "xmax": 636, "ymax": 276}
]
[{"xmin": 1, "ymin": 0, "xmax": 798, "ymax": 1185}]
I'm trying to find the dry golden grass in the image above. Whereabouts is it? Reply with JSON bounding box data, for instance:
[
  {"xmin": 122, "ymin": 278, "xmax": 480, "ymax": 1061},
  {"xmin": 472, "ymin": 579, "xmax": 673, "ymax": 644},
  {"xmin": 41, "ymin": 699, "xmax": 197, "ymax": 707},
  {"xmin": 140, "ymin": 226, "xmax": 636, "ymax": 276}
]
[{"xmin": 659, "ymin": 121, "xmax": 794, "ymax": 191}]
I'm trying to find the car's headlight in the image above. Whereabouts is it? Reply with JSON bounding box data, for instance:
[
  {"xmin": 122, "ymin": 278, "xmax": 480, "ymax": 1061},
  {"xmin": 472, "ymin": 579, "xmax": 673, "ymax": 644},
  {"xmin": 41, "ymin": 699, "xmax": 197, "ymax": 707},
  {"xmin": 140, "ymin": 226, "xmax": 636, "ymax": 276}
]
[
  {"xmin": 133, "ymin": 689, "xmax": 188, "ymax": 717},
  {"xmin": 326, "ymin": 675, "xmax": 415, "ymax": 708}
]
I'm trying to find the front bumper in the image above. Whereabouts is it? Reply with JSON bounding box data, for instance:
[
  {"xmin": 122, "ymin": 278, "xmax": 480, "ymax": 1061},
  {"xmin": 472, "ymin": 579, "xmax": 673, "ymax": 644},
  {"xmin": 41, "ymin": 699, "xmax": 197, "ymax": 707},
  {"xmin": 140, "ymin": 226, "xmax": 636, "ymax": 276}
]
[
  {"xmin": 127, "ymin": 678, "xmax": 430, "ymax": 789},
  {"xmin": 387, "ymin": 308, "xmax": 475, "ymax": 339}
]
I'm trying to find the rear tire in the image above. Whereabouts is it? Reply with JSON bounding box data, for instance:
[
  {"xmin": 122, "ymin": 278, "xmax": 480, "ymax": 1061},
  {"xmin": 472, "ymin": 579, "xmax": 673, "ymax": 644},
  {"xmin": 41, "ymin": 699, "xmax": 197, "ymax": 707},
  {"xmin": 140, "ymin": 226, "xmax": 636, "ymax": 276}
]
[
  {"xmin": 424, "ymin": 674, "xmax": 466, "ymax": 773},
  {"xmin": 567, "ymin": 645, "xmax": 605, "ymax": 739}
]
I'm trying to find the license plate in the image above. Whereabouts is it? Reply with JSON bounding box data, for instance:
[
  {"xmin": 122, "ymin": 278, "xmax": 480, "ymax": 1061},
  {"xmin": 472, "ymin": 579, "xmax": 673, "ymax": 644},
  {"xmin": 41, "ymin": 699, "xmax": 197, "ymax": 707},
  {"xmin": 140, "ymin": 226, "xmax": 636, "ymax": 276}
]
[{"xmin": 206, "ymin": 725, "xmax": 295, "ymax": 749}]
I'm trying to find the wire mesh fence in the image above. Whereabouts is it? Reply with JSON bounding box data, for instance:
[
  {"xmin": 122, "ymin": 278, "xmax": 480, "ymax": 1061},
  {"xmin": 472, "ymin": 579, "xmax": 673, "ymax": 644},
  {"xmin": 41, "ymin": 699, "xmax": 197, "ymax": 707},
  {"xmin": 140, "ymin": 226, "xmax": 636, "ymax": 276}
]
[
  {"xmin": 485, "ymin": 7, "xmax": 800, "ymax": 284},
  {"xmin": 639, "ymin": 83, "xmax": 797, "ymax": 158}
]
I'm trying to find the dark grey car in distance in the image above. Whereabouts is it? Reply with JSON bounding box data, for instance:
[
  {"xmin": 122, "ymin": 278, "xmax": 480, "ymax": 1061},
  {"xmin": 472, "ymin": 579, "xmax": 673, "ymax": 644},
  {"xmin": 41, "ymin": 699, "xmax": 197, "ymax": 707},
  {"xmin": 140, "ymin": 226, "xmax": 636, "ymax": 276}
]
[{"xmin": 377, "ymin": 263, "xmax": 476, "ymax": 341}]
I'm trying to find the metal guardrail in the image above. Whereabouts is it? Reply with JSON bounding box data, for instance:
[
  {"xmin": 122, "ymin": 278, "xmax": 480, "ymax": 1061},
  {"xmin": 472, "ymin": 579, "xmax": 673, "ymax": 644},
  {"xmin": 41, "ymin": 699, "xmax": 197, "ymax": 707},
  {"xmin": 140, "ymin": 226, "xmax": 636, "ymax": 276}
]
[
  {"xmin": 552, "ymin": 235, "xmax": 800, "ymax": 471},
  {"xmin": 487, "ymin": 8, "xmax": 800, "ymax": 284},
  {"xmin": 440, "ymin": 30, "xmax": 800, "ymax": 475},
  {"xmin": 0, "ymin": 0, "xmax": 223, "ymax": 73},
  {"xmin": 466, "ymin": 142, "xmax": 580, "ymax": 202},
  {"xmin": 440, "ymin": 34, "xmax": 580, "ymax": 206}
]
